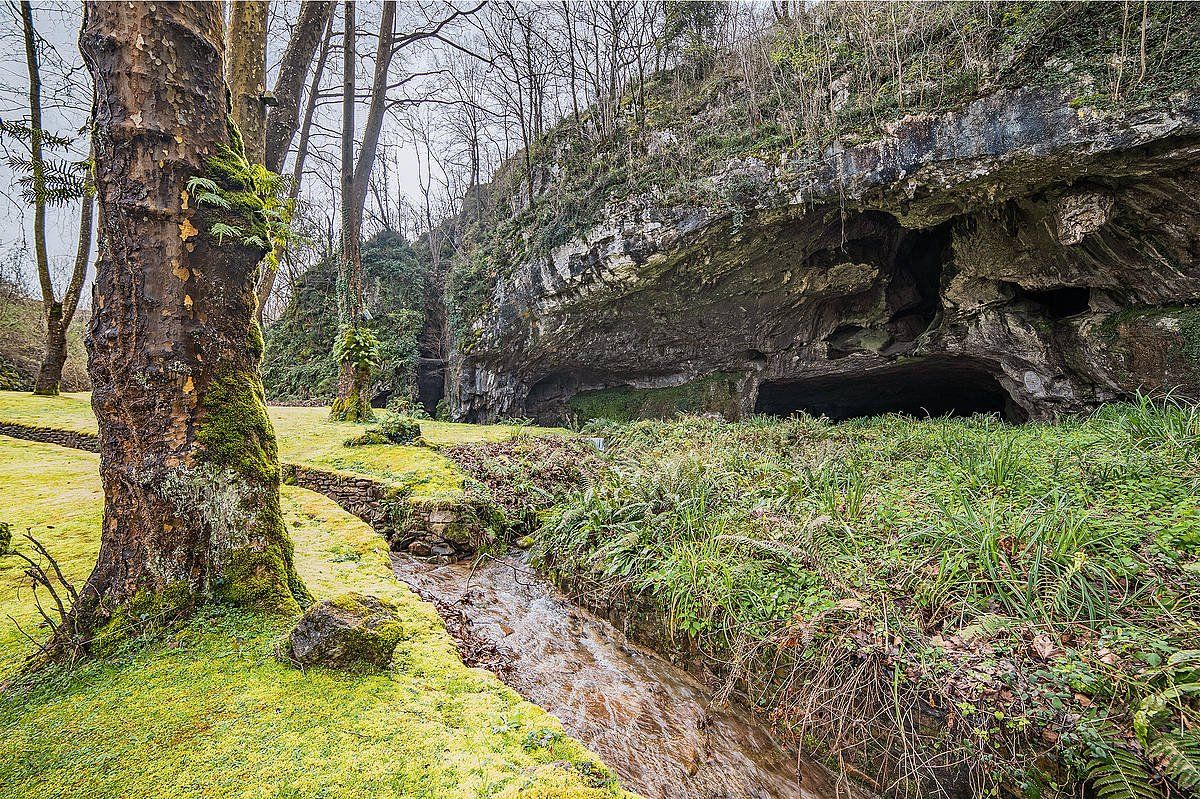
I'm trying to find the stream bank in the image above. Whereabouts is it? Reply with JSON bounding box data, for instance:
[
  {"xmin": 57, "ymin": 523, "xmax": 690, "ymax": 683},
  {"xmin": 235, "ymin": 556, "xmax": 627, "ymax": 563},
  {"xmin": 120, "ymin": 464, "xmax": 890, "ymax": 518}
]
[{"xmin": 389, "ymin": 551, "xmax": 853, "ymax": 799}]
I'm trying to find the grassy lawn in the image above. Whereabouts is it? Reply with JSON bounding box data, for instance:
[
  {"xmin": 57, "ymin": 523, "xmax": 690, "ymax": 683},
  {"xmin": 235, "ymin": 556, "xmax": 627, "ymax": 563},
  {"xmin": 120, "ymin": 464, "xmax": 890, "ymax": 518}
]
[
  {"xmin": 0, "ymin": 435, "xmax": 628, "ymax": 799},
  {"xmin": 0, "ymin": 391, "xmax": 564, "ymax": 501},
  {"xmin": 534, "ymin": 401, "xmax": 1200, "ymax": 795}
]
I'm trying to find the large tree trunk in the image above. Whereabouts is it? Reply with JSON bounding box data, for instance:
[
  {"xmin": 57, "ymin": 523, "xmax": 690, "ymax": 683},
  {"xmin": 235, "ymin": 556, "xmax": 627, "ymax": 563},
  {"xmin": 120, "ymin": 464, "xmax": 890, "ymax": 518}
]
[
  {"xmin": 33, "ymin": 179, "xmax": 93, "ymax": 396},
  {"xmin": 263, "ymin": 0, "xmax": 336, "ymax": 174},
  {"xmin": 226, "ymin": 0, "xmax": 269, "ymax": 163},
  {"xmin": 68, "ymin": 0, "xmax": 307, "ymax": 650}
]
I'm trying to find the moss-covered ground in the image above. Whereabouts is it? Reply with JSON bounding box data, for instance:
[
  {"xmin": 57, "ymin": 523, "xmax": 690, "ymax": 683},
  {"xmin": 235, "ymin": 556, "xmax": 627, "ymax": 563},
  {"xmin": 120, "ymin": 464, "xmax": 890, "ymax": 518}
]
[
  {"xmin": 532, "ymin": 401, "xmax": 1200, "ymax": 797},
  {"xmin": 0, "ymin": 391, "xmax": 564, "ymax": 501},
  {"xmin": 0, "ymin": 435, "xmax": 629, "ymax": 799}
]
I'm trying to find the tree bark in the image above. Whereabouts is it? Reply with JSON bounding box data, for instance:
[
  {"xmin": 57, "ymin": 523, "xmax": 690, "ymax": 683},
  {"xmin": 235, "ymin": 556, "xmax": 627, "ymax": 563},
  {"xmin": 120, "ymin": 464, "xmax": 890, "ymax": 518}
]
[
  {"xmin": 69, "ymin": 0, "xmax": 307, "ymax": 651},
  {"xmin": 263, "ymin": 0, "xmax": 335, "ymax": 174},
  {"xmin": 226, "ymin": 0, "xmax": 269, "ymax": 163},
  {"xmin": 21, "ymin": 0, "xmax": 57, "ymax": 397}
]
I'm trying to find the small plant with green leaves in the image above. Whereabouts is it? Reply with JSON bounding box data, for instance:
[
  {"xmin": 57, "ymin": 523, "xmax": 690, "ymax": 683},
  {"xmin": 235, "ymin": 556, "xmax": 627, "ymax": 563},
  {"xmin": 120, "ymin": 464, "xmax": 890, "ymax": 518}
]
[
  {"xmin": 377, "ymin": 414, "xmax": 420, "ymax": 445},
  {"xmin": 332, "ymin": 324, "xmax": 381, "ymax": 374},
  {"xmin": 186, "ymin": 141, "xmax": 297, "ymax": 265}
]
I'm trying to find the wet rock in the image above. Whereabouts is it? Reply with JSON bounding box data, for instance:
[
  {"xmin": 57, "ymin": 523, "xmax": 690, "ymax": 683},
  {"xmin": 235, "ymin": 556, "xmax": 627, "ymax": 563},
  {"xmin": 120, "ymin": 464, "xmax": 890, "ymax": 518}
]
[{"xmin": 288, "ymin": 593, "xmax": 403, "ymax": 671}]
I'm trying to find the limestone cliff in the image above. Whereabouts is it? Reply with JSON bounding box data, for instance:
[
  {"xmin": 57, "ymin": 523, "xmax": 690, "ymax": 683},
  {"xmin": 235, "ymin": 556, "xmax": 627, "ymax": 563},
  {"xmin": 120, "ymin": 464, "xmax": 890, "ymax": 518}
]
[{"xmin": 449, "ymin": 7, "xmax": 1200, "ymax": 423}]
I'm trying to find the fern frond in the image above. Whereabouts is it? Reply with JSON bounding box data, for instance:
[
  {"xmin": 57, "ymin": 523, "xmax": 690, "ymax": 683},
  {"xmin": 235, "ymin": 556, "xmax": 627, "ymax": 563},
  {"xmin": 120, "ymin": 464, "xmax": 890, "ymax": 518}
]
[
  {"xmin": 1135, "ymin": 683, "xmax": 1200, "ymax": 743},
  {"xmin": 194, "ymin": 191, "xmax": 231, "ymax": 209},
  {"xmin": 958, "ymin": 613, "xmax": 1016, "ymax": 640},
  {"xmin": 208, "ymin": 222, "xmax": 242, "ymax": 244},
  {"xmin": 1148, "ymin": 732, "xmax": 1200, "ymax": 792},
  {"xmin": 0, "ymin": 119, "xmax": 75, "ymax": 148},
  {"xmin": 1088, "ymin": 747, "xmax": 1159, "ymax": 799},
  {"xmin": 186, "ymin": 176, "xmax": 220, "ymax": 195}
]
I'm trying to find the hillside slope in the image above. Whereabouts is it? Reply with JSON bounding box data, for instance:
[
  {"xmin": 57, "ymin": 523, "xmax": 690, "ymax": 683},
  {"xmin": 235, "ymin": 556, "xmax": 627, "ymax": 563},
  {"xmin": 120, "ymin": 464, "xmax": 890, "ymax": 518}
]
[{"xmin": 0, "ymin": 298, "xmax": 88, "ymax": 392}]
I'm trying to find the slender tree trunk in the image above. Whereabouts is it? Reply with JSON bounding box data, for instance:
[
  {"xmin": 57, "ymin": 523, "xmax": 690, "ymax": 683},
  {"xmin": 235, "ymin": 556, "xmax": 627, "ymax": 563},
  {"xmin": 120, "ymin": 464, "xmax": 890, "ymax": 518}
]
[
  {"xmin": 21, "ymin": 0, "xmax": 56, "ymax": 397},
  {"xmin": 332, "ymin": 0, "xmax": 395, "ymax": 422},
  {"xmin": 256, "ymin": 13, "xmax": 334, "ymax": 323},
  {"xmin": 67, "ymin": 0, "xmax": 307, "ymax": 652},
  {"xmin": 227, "ymin": 0, "xmax": 269, "ymax": 163},
  {"xmin": 33, "ymin": 186, "xmax": 92, "ymax": 395},
  {"xmin": 264, "ymin": 0, "xmax": 335, "ymax": 173}
]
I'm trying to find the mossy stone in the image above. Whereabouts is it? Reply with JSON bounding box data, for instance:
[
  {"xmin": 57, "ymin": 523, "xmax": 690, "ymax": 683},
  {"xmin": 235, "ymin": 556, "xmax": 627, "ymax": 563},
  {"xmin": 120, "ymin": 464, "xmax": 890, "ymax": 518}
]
[{"xmin": 288, "ymin": 592, "xmax": 404, "ymax": 672}]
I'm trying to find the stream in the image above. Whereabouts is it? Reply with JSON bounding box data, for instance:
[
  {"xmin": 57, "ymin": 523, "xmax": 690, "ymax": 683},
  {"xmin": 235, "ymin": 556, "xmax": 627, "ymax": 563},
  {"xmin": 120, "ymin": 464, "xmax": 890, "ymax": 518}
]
[{"xmin": 390, "ymin": 552, "xmax": 850, "ymax": 799}]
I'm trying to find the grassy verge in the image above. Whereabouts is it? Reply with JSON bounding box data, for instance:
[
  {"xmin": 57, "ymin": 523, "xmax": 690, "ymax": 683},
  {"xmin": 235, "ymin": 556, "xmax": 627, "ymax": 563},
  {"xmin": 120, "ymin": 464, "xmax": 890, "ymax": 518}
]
[
  {"xmin": 531, "ymin": 399, "xmax": 1200, "ymax": 797},
  {"xmin": 0, "ymin": 391, "xmax": 565, "ymax": 501},
  {"xmin": 0, "ymin": 435, "xmax": 629, "ymax": 799}
]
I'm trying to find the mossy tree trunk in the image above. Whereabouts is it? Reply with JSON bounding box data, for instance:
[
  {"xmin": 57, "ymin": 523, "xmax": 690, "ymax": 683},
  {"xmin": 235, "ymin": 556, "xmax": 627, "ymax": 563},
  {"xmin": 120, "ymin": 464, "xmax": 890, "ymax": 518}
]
[{"xmin": 67, "ymin": 0, "xmax": 308, "ymax": 651}]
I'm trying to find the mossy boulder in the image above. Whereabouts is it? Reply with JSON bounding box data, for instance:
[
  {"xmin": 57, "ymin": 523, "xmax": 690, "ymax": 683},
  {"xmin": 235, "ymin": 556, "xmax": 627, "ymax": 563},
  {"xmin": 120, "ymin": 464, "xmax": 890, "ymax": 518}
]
[{"xmin": 288, "ymin": 592, "xmax": 403, "ymax": 671}]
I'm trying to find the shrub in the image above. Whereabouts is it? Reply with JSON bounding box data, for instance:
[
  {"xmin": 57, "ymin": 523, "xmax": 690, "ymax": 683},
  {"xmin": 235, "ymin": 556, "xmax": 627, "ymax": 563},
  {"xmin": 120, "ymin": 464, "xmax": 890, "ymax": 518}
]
[{"xmin": 378, "ymin": 414, "xmax": 421, "ymax": 445}]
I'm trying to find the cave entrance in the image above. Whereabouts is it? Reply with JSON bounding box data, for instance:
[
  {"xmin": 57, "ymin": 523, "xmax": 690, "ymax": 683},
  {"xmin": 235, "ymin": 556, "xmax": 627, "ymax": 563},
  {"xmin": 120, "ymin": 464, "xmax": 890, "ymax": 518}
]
[
  {"xmin": 754, "ymin": 359, "xmax": 1025, "ymax": 422},
  {"xmin": 1010, "ymin": 284, "xmax": 1091, "ymax": 319}
]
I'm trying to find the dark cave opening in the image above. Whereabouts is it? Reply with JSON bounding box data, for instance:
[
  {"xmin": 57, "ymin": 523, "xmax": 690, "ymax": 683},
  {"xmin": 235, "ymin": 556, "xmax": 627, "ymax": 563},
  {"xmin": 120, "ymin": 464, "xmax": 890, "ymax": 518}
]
[
  {"xmin": 754, "ymin": 360, "xmax": 1026, "ymax": 422},
  {"xmin": 1011, "ymin": 284, "xmax": 1091, "ymax": 319},
  {"xmin": 416, "ymin": 356, "xmax": 447, "ymax": 414}
]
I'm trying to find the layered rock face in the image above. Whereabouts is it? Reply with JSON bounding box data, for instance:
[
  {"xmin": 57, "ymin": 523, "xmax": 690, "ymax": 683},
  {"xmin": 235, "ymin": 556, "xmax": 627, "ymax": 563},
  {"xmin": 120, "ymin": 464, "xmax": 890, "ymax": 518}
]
[{"xmin": 452, "ymin": 87, "xmax": 1200, "ymax": 423}]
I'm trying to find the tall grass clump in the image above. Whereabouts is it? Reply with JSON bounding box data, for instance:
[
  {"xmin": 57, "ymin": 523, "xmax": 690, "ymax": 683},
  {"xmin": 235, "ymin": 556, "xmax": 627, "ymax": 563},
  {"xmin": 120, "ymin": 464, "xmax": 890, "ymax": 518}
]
[{"xmin": 530, "ymin": 399, "xmax": 1200, "ymax": 798}]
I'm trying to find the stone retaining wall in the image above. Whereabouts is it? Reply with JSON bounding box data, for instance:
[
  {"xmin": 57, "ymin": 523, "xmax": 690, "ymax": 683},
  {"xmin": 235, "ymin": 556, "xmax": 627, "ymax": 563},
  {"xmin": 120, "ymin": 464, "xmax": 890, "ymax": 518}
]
[
  {"xmin": 1, "ymin": 419, "xmax": 488, "ymax": 562},
  {"xmin": 0, "ymin": 422, "xmax": 99, "ymax": 452}
]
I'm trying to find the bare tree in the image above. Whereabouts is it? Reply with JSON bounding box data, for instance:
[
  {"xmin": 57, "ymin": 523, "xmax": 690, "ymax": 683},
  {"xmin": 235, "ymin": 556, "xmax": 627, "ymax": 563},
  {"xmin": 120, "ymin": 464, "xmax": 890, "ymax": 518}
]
[{"xmin": 11, "ymin": 0, "xmax": 93, "ymax": 397}]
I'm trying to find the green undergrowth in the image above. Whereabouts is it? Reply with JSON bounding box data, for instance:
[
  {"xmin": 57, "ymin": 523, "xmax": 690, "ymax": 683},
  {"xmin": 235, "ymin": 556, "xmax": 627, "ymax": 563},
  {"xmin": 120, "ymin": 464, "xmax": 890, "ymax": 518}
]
[
  {"xmin": 0, "ymin": 298, "xmax": 88, "ymax": 392},
  {"xmin": 0, "ymin": 435, "xmax": 630, "ymax": 799},
  {"xmin": 532, "ymin": 397, "xmax": 1200, "ymax": 797},
  {"xmin": 0, "ymin": 392, "xmax": 565, "ymax": 502}
]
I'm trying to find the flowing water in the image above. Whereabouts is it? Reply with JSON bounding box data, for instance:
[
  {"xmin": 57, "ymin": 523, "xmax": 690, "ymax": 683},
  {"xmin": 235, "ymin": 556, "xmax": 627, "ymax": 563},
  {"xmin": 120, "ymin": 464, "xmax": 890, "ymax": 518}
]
[{"xmin": 391, "ymin": 552, "xmax": 851, "ymax": 799}]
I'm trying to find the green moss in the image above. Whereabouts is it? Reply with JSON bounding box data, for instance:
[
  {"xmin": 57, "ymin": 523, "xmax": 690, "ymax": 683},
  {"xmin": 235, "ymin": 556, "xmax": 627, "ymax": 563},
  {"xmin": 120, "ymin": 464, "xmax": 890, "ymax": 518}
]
[
  {"xmin": 0, "ymin": 391, "xmax": 567, "ymax": 502},
  {"xmin": 213, "ymin": 542, "xmax": 302, "ymax": 611},
  {"xmin": 89, "ymin": 581, "xmax": 196, "ymax": 655},
  {"xmin": 568, "ymin": 372, "xmax": 743, "ymax": 423},
  {"xmin": 0, "ymin": 440, "xmax": 631, "ymax": 797},
  {"xmin": 195, "ymin": 370, "xmax": 279, "ymax": 483},
  {"xmin": 0, "ymin": 521, "xmax": 9, "ymax": 556},
  {"xmin": 301, "ymin": 592, "xmax": 405, "ymax": 672}
]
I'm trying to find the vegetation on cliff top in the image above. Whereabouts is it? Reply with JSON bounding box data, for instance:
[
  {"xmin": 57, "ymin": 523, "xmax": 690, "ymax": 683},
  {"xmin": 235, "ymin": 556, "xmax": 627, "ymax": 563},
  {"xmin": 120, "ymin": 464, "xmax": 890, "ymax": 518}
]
[
  {"xmin": 0, "ymin": 436, "xmax": 628, "ymax": 799},
  {"xmin": 532, "ymin": 397, "xmax": 1200, "ymax": 797},
  {"xmin": 448, "ymin": 1, "xmax": 1200, "ymax": 339}
]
